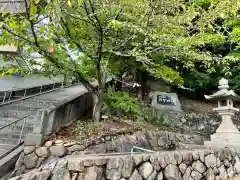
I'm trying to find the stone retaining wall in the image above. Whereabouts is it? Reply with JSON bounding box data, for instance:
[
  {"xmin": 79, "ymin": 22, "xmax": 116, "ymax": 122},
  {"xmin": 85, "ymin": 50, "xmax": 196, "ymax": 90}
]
[
  {"xmin": 144, "ymin": 107, "xmax": 220, "ymax": 134},
  {"xmin": 14, "ymin": 130, "xmax": 207, "ymax": 176},
  {"xmin": 11, "ymin": 148, "xmax": 240, "ymax": 180},
  {"xmin": 163, "ymin": 111, "xmax": 220, "ymax": 133},
  {"xmin": 147, "ymin": 105, "xmax": 240, "ymax": 134}
]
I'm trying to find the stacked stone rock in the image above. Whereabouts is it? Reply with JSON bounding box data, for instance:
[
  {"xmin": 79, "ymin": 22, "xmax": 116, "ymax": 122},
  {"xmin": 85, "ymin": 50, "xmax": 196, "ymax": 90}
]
[
  {"xmin": 15, "ymin": 130, "xmax": 205, "ymax": 176},
  {"xmin": 176, "ymin": 111, "xmax": 220, "ymax": 133},
  {"xmin": 151, "ymin": 105, "xmax": 240, "ymax": 134},
  {"xmin": 11, "ymin": 148, "xmax": 240, "ymax": 180},
  {"xmin": 143, "ymin": 105, "xmax": 222, "ymax": 134}
]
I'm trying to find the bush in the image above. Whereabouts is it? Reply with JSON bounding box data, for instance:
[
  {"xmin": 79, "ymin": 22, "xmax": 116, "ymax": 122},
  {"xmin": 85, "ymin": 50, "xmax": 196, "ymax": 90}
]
[
  {"xmin": 103, "ymin": 89, "xmax": 144, "ymax": 121},
  {"xmin": 231, "ymin": 74, "xmax": 240, "ymax": 94},
  {"xmin": 183, "ymin": 71, "xmax": 212, "ymax": 90}
]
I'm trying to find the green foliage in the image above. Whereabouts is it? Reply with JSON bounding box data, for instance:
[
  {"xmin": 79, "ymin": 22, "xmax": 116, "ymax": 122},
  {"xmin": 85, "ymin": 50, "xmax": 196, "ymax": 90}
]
[
  {"xmin": 227, "ymin": 66, "xmax": 240, "ymax": 93},
  {"xmin": 103, "ymin": 89, "xmax": 143, "ymax": 121},
  {"xmin": 2, "ymin": 0, "xmax": 240, "ymax": 119},
  {"xmin": 76, "ymin": 55, "xmax": 96, "ymax": 81},
  {"xmin": 231, "ymin": 75, "xmax": 240, "ymax": 94},
  {"xmin": 1, "ymin": 0, "xmax": 239, "ymax": 84},
  {"xmin": 150, "ymin": 65, "xmax": 184, "ymax": 85},
  {"xmin": 183, "ymin": 72, "xmax": 212, "ymax": 90}
]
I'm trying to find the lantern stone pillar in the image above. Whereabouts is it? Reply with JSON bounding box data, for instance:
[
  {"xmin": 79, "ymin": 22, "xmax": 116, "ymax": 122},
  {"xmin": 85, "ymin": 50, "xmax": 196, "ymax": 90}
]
[{"xmin": 204, "ymin": 78, "xmax": 240, "ymax": 148}]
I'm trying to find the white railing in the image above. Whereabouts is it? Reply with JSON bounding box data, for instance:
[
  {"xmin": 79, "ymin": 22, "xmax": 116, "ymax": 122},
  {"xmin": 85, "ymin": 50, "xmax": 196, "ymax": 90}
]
[
  {"xmin": 0, "ymin": 82, "xmax": 63, "ymax": 105},
  {"xmin": 0, "ymin": 115, "xmax": 30, "ymax": 159}
]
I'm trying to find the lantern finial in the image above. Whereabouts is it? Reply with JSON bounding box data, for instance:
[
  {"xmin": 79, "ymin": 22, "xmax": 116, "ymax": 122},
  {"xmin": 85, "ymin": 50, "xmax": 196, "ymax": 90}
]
[{"xmin": 218, "ymin": 78, "xmax": 229, "ymax": 89}]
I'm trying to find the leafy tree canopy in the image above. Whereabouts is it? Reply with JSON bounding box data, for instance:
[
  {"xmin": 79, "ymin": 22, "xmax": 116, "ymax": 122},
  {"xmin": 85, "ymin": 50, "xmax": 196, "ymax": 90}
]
[{"xmin": 1, "ymin": 0, "xmax": 240, "ymax": 120}]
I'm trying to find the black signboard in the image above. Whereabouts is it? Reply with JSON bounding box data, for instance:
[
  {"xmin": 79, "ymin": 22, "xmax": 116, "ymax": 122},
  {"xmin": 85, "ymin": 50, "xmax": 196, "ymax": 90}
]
[{"xmin": 157, "ymin": 94, "xmax": 175, "ymax": 106}]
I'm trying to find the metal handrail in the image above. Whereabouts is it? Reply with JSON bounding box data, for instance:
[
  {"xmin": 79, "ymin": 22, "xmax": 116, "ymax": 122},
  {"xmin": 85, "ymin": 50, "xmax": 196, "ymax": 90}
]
[
  {"xmin": 1, "ymin": 80, "xmax": 82, "ymax": 106},
  {"xmin": 0, "ymin": 80, "xmax": 82, "ymax": 107},
  {"xmin": 0, "ymin": 86, "xmax": 60, "ymax": 106},
  {"xmin": 0, "ymin": 114, "xmax": 30, "ymax": 130},
  {"xmin": 0, "ymin": 115, "xmax": 30, "ymax": 160},
  {"xmin": 130, "ymin": 146, "xmax": 154, "ymax": 153},
  {"xmin": 0, "ymin": 82, "xmax": 64, "ymax": 105},
  {"xmin": 0, "ymin": 78, "xmax": 63, "ymax": 92},
  {"xmin": 0, "ymin": 142, "xmax": 24, "ymax": 160}
]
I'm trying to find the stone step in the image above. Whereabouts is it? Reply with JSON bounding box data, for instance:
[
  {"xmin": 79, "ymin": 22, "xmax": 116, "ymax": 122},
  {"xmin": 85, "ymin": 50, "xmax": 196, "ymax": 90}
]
[
  {"xmin": 0, "ymin": 131, "xmax": 27, "ymax": 136},
  {"xmin": 0, "ymin": 149, "xmax": 7, "ymax": 156},
  {"xmin": 0, "ymin": 134, "xmax": 25, "ymax": 140},
  {"xmin": 0, "ymin": 126, "xmax": 34, "ymax": 135},
  {"xmin": 0, "ymin": 144, "xmax": 15, "ymax": 150},
  {"xmin": 0, "ymin": 116, "xmax": 35, "ymax": 136},
  {"xmin": 0, "ymin": 123, "xmax": 35, "ymax": 130},
  {"xmin": 0, "ymin": 120, "xmax": 35, "ymax": 128},
  {"xmin": 18, "ymin": 101, "xmax": 54, "ymax": 109},
  {"xmin": 0, "ymin": 122, "xmax": 34, "ymax": 133},
  {"xmin": 0, "ymin": 138, "xmax": 22, "ymax": 145},
  {"xmin": 0, "ymin": 117, "xmax": 19, "ymax": 123},
  {"xmin": 0, "ymin": 105, "xmax": 39, "ymax": 112},
  {"xmin": 0, "ymin": 116, "xmax": 36, "ymax": 124},
  {"xmin": 0, "ymin": 111, "xmax": 32, "ymax": 118},
  {"xmin": 0, "ymin": 109, "xmax": 35, "ymax": 114},
  {"xmin": 0, "ymin": 110, "xmax": 30, "ymax": 115}
]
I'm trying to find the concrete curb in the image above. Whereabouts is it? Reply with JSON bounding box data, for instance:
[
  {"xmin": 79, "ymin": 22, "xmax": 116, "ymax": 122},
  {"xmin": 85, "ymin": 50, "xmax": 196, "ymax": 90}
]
[
  {"xmin": 46, "ymin": 86, "xmax": 89, "ymax": 113},
  {"xmin": 0, "ymin": 145, "xmax": 23, "ymax": 178}
]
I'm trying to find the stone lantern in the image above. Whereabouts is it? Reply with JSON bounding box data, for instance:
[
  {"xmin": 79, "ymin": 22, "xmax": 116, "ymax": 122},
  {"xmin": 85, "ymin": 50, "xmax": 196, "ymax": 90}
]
[{"xmin": 204, "ymin": 78, "xmax": 240, "ymax": 148}]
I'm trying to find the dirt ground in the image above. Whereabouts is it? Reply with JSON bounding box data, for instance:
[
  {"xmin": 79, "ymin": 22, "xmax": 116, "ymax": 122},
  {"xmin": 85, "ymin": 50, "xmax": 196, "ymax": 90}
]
[
  {"xmin": 45, "ymin": 119, "xmax": 144, "ymax": 143},
  {"xmin": 45, "ymin": 96, "xmax": 215, "ymax": 143},
  {"xmin": 179, "ymin": 96, "xmax": 215, "ymax": 113}
]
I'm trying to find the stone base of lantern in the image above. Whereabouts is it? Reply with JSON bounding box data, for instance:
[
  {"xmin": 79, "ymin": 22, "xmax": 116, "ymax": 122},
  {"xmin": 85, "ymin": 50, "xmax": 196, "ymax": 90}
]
[{"xmin": 204, "ymin": 132, "xmax": 240, "ymax": 148}]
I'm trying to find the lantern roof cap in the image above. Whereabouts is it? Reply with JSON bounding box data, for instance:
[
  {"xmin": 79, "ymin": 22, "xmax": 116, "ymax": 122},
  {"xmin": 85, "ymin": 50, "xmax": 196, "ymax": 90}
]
[
  {"xmin": 205, "ymin": 77, "xmax": 240, "ymax": 101},
  {"xmin": 205, "ymin": 89, "xmax": 240, "ymax": 101}
]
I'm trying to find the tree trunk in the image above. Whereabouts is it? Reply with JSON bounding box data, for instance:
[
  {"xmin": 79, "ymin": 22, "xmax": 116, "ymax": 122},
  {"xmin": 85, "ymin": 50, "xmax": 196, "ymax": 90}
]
[
  {"xmin": 115, "ymin": 77, "xmax": 123, "ymax": 91},
  {"xmin": 63, "ymin": 74, "xmax": 67, "ymax": 86},
  {"xmin": 136, "ymin": 69, "xmax": 144, "ymax": 101},
  {"xmin": 92, "ymin": 89, "xmax": 103, "ymax": 122},
  {"xmin": 137, "ymin": 86, "xmax": 144, "ymax": 100}
]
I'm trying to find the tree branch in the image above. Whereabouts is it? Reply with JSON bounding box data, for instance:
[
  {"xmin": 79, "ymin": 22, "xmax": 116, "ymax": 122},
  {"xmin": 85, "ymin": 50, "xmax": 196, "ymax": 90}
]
[
  {"xmin": 103, "ymin": 46, "xmax": 178, "ymax": 57},
  {"xmin": 62, "ymin": 11, "xmax": 96, "ymax": 27},
  {"xmin": 87, "ymin": 0, "xmax": 103, "ymax": 88},
  {"xmin": 60, "ymin": 17, "xmax": 84, "ymax": 52},
  {"xmin": 82, "ymin": 1, "xmax": 100, "ymax": 32},
  {"xmin": 103, "ymin": 7, "xmax": 123, "ymax": 27},
  {"xmin": 21, "ymin": 0, "xmax": 95, "ymax": 91},
  {"xmin": 1, "ymin": 25, "xmax": 34, "ymax": 44},
  {"xmin": 24, "ymin": 0, "xmax": 40, "ymax": 47},
  {"xmin": 113, "ymin": 35, "xmax": 135, "ymax": 51},
  {"xmin": 35, "ymin": 16, "xmax": 48, "ymax": 24}
]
